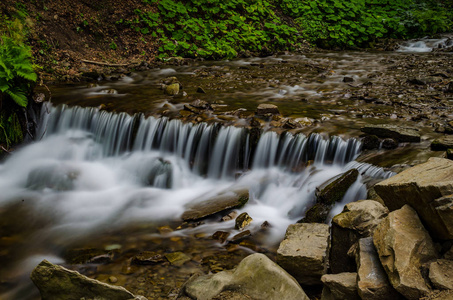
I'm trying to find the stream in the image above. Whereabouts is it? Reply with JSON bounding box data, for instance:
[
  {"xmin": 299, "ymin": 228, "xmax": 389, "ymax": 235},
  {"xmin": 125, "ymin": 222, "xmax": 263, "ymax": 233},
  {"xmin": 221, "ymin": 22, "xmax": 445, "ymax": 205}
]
[{"xmin": 0, "ymin": 37, "xmax": 452, "ymax": 299}]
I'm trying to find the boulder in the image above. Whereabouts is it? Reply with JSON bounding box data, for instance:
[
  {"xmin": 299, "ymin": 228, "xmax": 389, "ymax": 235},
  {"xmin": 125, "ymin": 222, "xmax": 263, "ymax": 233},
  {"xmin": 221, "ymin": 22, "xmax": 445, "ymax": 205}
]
[
  {"xmin": 164, "ymin": 83, "xmax": 180, "ymax": 96},
  {"xmin": 431, "ymin": 135, "xmax": 453, "ymax": 151},
  {"xmin": 374, "ymin": 158, "xmax": 453, "ymax": 239},
  {"xmin": 330, "ymin": 200, "xmax": 388, "ymax": 274},
  {"xmin": 30, "ymin": 260, "xmax": 145, "ymax": 300},
  {"xmin": 381, "ymin": 138, "xmax": 398, "ymax": 149},
  {"xmin": 361, "ymin": 124, "xmax": 420, "ymax": 142},
  {"xmin": 303, "ymin": 169, "xmax": 359, "ymax": 223},
  {"xmin": 355, "ymin": 237, "xmax": 401, "ymax": 300},
  {"xmin": 256, "ymin": 104, "xmax": 280, "ymax": 116},
  {"xmin": 277, "ymin": 223, "xmax": 330, "ymax": 285},
  {"xmin": 182, "ymin": 253, "xmax": 309, "ymax": 300},
  {"xmin": 321, "ymin": 273, "xmax": 360, "ymax": 300},
  {"xmin": 181, "ymin": 188, "xmax": 249, "ymax": 221},
  {"xmin": 429, "ymin": 259, "xmax": 453, "ymax": 290},
  {"xmin": 373, "ymin": 205, "xmax": 438, "ymax": 299}
]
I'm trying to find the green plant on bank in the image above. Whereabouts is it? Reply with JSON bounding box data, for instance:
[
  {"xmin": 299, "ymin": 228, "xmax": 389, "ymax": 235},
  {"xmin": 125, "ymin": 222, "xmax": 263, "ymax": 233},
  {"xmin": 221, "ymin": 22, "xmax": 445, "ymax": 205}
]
[
  {"xmin": 279, "ymin": 0, "xmax": 453, "ymax": 48},
  {"xmin": 128, "ymin": 0, "xmax": 300, "ymax": 59}
]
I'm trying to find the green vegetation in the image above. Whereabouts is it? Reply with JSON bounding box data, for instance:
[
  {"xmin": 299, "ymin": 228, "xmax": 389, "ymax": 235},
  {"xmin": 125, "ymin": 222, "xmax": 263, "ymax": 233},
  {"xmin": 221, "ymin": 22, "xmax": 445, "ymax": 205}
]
[
  {"xmin": 126, "ymin": 0, "xmax": 300, "ymax": 59},
  {"xmin": 280, "ymin": 0, "xmax": 453, "ymax": 48},
  {"xmin": 0, "ymin": 8, "xmax": 37, "ymax": 149},
  {"xmin": 118, "ymin": 0, "xmax": 452, "ymax": 57}
]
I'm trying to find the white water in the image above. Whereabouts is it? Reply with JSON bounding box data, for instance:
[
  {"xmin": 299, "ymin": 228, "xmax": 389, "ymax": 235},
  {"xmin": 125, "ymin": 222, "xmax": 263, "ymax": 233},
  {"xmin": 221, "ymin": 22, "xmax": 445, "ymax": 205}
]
[
  {"xmin": 397, "ymin": 35, "xmax": 453, "ymax": 52},
  {"xmin": 0, "ymin": 103, "xmax": 395, "ymax": 298}
]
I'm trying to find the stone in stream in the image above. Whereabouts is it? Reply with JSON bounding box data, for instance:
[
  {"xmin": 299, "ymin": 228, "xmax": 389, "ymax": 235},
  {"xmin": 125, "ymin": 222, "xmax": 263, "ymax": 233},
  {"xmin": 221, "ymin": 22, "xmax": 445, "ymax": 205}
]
[
  {"xmin": 330, "ymin": 200, "xmax": 388, "ymax": 274},
  {"xmin": 374, "ymin": 157, "xmax": 453, "ymax": 239},
  {"xmin": 381, "ymin": 138, "xmax": 398, "ymax": 149},
  {"xmin": 431, "ymin": 135, "xmax": 453, "ymax": 151},
  {"xmin": 181, "ymin": 188, "xmax": 249, "ymax": 221},
  {"xmin": 354, "ymin": 237, "xmax": 401, "ymax": 300},
  {"xmin": 230, "ymin": 230, "xmax": 252, "ymax": 244},
  {"xmin": 361, "ymin": 135, "xmax": 380, "ymax": 150},
  {"xmin": 303, "ymin": 169, "xmax": 359, "ymax": 223},
  {"xmin": 164, "ymin": 252, "xmax": 191, "ymax": 266},
  {"xmin": 182, "ymin": 253, "xmax": 309, "ymax": 300},
  {"xmin": 31, "ymin": 260, "xmax": 146, "ymax": 300},
  {"xmin": 277, "ymin": 223, "xmax": 330, "ymax": 286},
  {"xmin": 361, "ymin": 124, "xmax": 420, "ymax": 142},
  {"xmin": 429, "ymin": 259, "xmax": 453, "ymax": 290},
  {"xmin": 212, "ymin": 231, "xmax": 230, "ymax": 243},
  {"xmin": 255, "ymin": 103, "xmax": 280, "ymax": 116},
  {"xmin": 131, "ymin": 251, "xmax": 164, "ymax": 265},
  {"xmin": 373, "ymin": 205, "xmax": 438, "ymax": 299},
  {"xmin": 320, "ymin": 272, "xmax": 360, "ymax": 300},
  {"xmin": 235, "ymin": 212, "xmax": 252, "ymax": 230},
  {"xmin": 343, "ymin": 76, "xmax": 354, "ymax": 83}
]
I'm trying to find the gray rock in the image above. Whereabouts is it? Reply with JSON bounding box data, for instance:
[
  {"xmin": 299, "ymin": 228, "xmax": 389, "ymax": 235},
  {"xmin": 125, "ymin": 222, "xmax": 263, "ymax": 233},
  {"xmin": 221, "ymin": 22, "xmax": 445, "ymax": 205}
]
[
  {"xmin": 321, "ymin": 272, "xmax": 360, "ymax": 300},
  {"xmin": 374, "ymin": 158, "xmax": 453, "ymax": 239},
  {"xmin": 373, "ymin": 205, "xmax": 438, "ymax": 299},
  {"xmin": 181, "ymin": 188, "xmax": 249, "ymax": 221},
  {"xmin": 30, "ymin": 260, "xmax": 145, "ymax": 300},
  {"xmin": 330, "ymin": 200, "xmax": 388, "ymax": 274},
  {"xmin": 277, "ymin": 223, "xmax": 330, "ymax": 285},
  {"xmin": 361, "ymin": 124, "xmax": 420, "ymax": 142},
  {"xmin": 183, "ymin": 253, "xmax": 309, "ymax": 300},
  {"xmin": 355, "ymin": 237, "xmax": 401, "ymax": 300},
  {"xmin": 256, "ymin": 104, "xmax": 280, "ymax": 116},
  {"xmin": 429, "ymin": 259, "xmax": 453, "ymax": 290}
]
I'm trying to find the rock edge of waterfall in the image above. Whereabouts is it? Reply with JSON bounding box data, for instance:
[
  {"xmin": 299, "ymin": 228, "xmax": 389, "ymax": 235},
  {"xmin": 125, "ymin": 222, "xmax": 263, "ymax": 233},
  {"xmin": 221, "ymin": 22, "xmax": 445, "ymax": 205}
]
[{"xmin": 30, "ymin": 158, "xmax": 453, "ymax": 300}]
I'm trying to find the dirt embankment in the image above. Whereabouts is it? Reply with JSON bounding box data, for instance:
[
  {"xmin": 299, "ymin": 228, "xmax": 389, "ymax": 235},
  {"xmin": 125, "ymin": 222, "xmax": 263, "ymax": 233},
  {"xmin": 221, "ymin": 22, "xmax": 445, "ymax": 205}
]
[{"xmin": 1, "ymin": 0, "xmax": 162, "ymax": 82}]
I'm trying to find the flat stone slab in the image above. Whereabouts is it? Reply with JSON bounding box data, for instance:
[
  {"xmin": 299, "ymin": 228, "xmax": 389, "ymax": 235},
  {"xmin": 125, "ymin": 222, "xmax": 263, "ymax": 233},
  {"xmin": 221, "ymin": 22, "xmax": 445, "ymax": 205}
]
[
  {"xmin": 321, "ymin": 272, "xmax": 360, "ymax": 300},
  {"xmin": 277, "ymin": 223, "xmax": 330, "ymax": 285},
  {"xmin": 361, "ymin": 124, "xmax": 420, "ymax": 142},
  {"xmin": 181, "ymin": 188, "xmax": 249, "ymax": 221}
]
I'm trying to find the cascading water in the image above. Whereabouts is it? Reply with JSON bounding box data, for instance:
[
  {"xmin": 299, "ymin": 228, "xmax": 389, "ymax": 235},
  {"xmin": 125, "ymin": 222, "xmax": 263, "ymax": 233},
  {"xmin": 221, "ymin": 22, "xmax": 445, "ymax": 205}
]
[{"xmin": 0, "ymin": 103, "xmax": 390, "ymax": 299}]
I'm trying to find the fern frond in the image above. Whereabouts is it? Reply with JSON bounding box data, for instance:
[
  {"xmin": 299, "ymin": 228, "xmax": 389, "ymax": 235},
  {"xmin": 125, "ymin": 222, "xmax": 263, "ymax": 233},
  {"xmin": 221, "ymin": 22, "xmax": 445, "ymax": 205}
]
[
  {"xmin": 15, "ymin": 69, "xmax": 37, "ymax": 82},
  {"xmin": 5, "ymin": 88, "xmax": 28, "ymax": 107}
]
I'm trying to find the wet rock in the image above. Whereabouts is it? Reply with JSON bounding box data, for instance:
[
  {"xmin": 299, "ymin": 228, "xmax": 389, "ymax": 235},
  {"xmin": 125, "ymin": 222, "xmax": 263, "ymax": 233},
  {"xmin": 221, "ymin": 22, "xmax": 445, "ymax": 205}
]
[
  {"xmin": 221, "ymin": 211, "xmax": 238, "ymax": 222},
  {"xmin": 132, "ymin": 251, "xmax": 165, "ymax": 265},
  {"xmin": 26, "ymin": 165, "xmax": 79, "ymax": 191},
  {"xmin": 354, "ymin": 237, "xmax": 401, "ymax": 300},
  {"xmin": 183, "ymin": 253, "xmax": 309, "ymax": 300},
  {"xmin": 429, "ymin": 259, "xmax": 453, "ymax": 290},
  {"xmin": 190, "ymin": 99, "xmax": 212, "ymax": 110},
  {"xmin": 235, "ymin": 212, "xmax": 252, "ymax": 230},
  {"xmin": 31, "ymin": 260, "xmax": 145, "ymax": 300},
  {"xmin": 374, "ymin": 157, "xmax": 453, "ymax": 239},
  {"xmin": 320, "ymin": 272, "xmax": 360, "ymax": 300},
  {"xmin": 196, "ymin": 87, "xmax": 206, "ymax": 93},
  {"xmin": 87, "ymin": 253, "xmax": 114, "ymax": 264},
  {"xmin": 343, "ymin": 76, "xmax": 354, "ymax": 83},
  {"xmin": 303, "ymin": 169, "xmax": 359, "ymax": 223},
  {"xmin": 373, "ymin": 205, "xmax": 438, "ymax": 299},
  {"xmin": 181, "ymin": 188, "xmax": 249, "ymax": 221},
  {"xmin": 255, "ymin": 104, "xmax": 280, "ymax": 116},
  {"xmin": 212, "ymin": 231, "xmax": 230, "ymax": 243},
  {"xmin": 361, "ymin": 135, "xmax": 380, "ymax": 150},
  {"xmin": 277, "ymin": 223, "xmax": 330, "ymax": 285},
  {"xmin": 361, "ymin": 124, "xmax": 420, "ymax": 142},
  {"xmin": 164, "ymin": 83, "xmax": 180, "ymax": 96},
  {"xmin": 230, "ymin": 230, "xmax": 252, "ymax": 243},
  {"xmin": 164, "ymin": 252, "xmax": 191, "ymax": 266},
  {"xmin": 330, "ymin": 200, "xmax": 388, "ymax": 274},
  {"xmin": 431, "ymin": 135, "xmax": 453, "ymax": 151},
  {"xmin": 381, "ymin": 138, "xmax": 398, "ymax": 149},
  {"xmin": 447, "ymin": 149, "xmax": 453, "ymax": 160}
]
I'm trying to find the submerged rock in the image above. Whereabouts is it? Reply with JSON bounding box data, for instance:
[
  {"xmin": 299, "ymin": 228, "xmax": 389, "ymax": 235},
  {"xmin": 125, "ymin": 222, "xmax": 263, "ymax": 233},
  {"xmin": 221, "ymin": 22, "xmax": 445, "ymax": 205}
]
[
  {"xmin": 277, "ymin": 223, "xmax": 330, "ymax": 285},
  {"xmin": 182, "ymin": 253, "xmax": 309, "ymax": 300},
  {"xmin": 303, "ymin": 169, "xmax": 359, "ymax": 223},
  {"xmin": 330, "ymin": 200, "xmax": 388, "ymax": 274},
  {"xmin": 374, "ymin": 157, "xmax": 453, "ymax": 239},
  {"xmin": 373, "ymin": 205, "xmax": 438, "ymax": 299},
  {"xmin": 321, "ymin": 272, "xmax": 360, "ymax": 300},
  {"xmin": 181, "ymin": 188, "xmax": 249, "ymax": 221},
  {"xmin": 361, "ymin": 124, "xmax": 420, "ymax": 142},
  {"xmin": 31, "ymin": 260, "xmax": 145, "ymax": 300}
]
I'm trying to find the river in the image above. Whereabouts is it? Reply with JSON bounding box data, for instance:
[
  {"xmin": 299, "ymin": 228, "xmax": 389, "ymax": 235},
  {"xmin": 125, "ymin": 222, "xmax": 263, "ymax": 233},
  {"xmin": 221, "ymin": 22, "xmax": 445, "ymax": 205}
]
[{"xmin": 0, "ymin": 37, "xmax": 452, "ymax": 299}]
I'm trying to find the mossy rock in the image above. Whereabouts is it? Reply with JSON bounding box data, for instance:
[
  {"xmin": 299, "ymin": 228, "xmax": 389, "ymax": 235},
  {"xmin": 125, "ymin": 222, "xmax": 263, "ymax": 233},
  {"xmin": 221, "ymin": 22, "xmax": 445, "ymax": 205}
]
[{"xmin": 316, "ymin": 169, "xmax": 359, "ymax": 205}]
